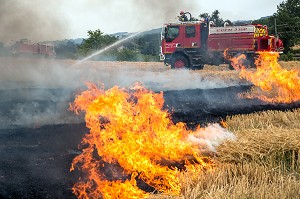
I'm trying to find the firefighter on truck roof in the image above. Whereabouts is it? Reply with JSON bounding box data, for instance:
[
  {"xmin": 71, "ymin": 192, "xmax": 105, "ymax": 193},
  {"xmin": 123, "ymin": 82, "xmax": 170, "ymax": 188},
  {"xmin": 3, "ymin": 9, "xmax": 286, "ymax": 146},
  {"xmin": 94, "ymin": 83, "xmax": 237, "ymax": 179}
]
[{"xmin": 179, "ymin": 11, "xmax": 188, "ymax": 22}]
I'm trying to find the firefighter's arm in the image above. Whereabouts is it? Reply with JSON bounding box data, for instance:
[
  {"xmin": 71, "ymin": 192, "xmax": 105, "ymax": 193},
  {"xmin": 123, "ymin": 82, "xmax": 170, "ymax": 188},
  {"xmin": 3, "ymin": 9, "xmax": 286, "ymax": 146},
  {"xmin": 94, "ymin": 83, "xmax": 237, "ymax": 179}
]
[{"xmin": 177, "ymin": 16, "xmax": 184, "ymax": 22}]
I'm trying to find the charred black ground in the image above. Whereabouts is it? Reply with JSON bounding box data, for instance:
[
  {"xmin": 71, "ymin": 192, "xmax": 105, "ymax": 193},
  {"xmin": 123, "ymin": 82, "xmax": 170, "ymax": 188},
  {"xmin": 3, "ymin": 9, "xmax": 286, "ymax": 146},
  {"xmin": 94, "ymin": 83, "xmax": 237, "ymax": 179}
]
[
  {"xmin": 0, "ymin": 86, "xmax": 299, "ymax": 198},
  {"xmin": 164, "ymin": 86, "xmax": 300, "ymax": 128}
]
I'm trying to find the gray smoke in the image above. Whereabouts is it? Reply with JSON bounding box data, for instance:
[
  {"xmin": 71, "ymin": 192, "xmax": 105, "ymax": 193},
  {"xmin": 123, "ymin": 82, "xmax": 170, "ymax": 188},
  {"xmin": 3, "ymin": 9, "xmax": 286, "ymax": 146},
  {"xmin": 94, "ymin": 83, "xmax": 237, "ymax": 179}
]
[
  {"xmin": 0, "ymin": 0, "xmax": 201, "ymax": 43},
  {"xmin": 75, "ymin": 0, "xmax": 201, "ymax": 34},
  {"xmin": 114, "ymin": 69, "xmax": 247, "ymax": 91},
  {"xmin": 0, "ymin": 57, "xmax": 247, "ymax": 129},
  {"xmin": 127, "ymin": 0, "xmax": 200, "ymax": 29},
  {"xmin": 0, "ymin": 0, "xmax": 69, "ymax": 43}
]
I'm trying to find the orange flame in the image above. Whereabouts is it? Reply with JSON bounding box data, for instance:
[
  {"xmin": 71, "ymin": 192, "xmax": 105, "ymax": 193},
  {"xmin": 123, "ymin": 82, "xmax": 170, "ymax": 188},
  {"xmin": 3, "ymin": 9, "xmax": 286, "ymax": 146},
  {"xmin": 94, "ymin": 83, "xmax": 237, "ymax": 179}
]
[
  {"xmin": 70, "ymin": 82, "xmax": 214, "ymax": 199},
  {"xmin": 230, "ymin": 54, "xmax": 247, "ymax": 70},
  {"xmin": 229, "ymin": 52, "xmax": 300, "ymax": 103},
  {"xmin": 220, "ymin": 119, "xmax": 228, "ymax": 128},
  {"xmin": 223, "ymin": 48, "xmax": 231, "ymax": 60}
]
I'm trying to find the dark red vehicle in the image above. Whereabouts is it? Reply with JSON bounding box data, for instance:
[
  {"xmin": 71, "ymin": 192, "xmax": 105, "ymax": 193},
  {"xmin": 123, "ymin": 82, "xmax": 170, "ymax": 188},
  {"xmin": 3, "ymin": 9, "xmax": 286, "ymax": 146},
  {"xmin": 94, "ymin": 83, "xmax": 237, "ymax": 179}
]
[
  {"xmin": 160, "ymin": 17, "xmax": 283, "ymax": 69},
  {"xmin": 11, "ymin": 39, "xmax": 56, "ymax": 57}
]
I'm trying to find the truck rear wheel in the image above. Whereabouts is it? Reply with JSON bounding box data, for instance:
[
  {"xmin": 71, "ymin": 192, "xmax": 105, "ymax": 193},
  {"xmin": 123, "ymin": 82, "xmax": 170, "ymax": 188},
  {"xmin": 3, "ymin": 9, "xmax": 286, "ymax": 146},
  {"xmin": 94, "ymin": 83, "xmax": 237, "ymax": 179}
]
[{"xmin": 171, "ymin": 55, "xmax": 189, "ymax": 69}]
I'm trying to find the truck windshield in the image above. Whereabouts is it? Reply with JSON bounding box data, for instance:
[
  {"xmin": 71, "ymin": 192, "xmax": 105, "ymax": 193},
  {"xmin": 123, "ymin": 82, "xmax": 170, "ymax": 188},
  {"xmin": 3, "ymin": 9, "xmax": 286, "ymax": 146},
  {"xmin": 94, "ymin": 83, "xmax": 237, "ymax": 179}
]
[{"xmin": 165, "ymin": 26, "xmax": 179, "ymax": 42}]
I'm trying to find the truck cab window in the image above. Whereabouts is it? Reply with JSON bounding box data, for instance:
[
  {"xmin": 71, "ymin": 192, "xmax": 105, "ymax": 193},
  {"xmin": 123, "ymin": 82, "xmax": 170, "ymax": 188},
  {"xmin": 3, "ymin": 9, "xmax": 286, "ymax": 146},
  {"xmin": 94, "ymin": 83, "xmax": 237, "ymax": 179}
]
[
  {"xmin": 165, "ymin": 26, "xmax": 179, "ymax": 42},
  {"xmin": 185, "ymin": 26, "xmax": 196, "ymax": 38}
]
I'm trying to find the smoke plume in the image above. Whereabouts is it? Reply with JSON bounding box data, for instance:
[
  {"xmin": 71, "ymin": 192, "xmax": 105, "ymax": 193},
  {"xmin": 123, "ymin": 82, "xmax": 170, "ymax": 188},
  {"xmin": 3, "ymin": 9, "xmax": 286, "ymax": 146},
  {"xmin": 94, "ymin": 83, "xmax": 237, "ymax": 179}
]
[
  {"xmin": 0, "ymin": 0, "xmax": 201, "ymax": 43},
  {"xmin": 127, "ymin": 0, "xmax": 200, "ymax": 29},
  {"xmin": 0, "ymin": 57, "xmax": 247, "ymax": 129},
  {"xmin": 0, "ymin": 0, "xmax": 69, "ymax": 43},
  {"xmin": 77, "ymin": 0, "xmax": 201, "ymax": 33}
]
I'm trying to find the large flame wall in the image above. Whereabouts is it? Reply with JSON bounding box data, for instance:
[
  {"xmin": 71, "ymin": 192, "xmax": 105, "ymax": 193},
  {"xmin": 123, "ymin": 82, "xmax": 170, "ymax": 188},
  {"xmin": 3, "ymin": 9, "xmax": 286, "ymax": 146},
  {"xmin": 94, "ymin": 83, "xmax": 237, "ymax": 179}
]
[
  {"xmin": 70, "ymin": 83, "xmax": 218, "ymax": 199},
  {"xmin": 230, "ymin": 52, "xmax": 300, "ymax": 103}
]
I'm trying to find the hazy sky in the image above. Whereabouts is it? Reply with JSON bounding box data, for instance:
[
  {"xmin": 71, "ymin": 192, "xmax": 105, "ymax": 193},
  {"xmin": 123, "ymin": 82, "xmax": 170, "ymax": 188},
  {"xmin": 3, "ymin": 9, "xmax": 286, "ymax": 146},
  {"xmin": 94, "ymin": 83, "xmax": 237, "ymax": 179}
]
[{"xmin": 1, "ymin": 0, "xmax": 284, "ymax": 42}]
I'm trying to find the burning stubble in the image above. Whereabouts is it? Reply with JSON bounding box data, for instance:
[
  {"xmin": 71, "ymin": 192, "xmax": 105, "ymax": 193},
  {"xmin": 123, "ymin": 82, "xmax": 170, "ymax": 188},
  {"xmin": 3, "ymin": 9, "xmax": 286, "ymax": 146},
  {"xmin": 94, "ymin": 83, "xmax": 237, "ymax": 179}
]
[
  {"xmin": 69, "ymin": 83, "xmax": 236, "ymax": 198},
  {"xmin": 229, "ymin": 52, "xmax": 300, "ymax": 103}
]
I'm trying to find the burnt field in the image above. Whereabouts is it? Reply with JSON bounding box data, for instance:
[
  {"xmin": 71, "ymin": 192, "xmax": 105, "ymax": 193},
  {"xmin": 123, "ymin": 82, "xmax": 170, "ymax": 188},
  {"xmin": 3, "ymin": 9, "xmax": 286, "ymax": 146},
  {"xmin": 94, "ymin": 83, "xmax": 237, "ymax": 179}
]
[
  {"xmin": 1, "ymin": 87, "xmax": 300, "ymax": 198},
  {"xmin": 0, "ymin": 57, "xmax": 300, "ymax": 198}
]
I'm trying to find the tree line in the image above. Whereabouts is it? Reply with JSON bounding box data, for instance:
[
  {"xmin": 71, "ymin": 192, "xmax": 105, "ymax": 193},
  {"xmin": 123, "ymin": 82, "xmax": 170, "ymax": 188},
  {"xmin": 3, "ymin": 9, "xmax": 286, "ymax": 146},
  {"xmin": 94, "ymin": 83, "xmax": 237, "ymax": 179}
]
[
  {"xmin": 0, "ymin": 0, "xmax": 298, "ymax": 61},
  {"xmin": 55, "ymin": 0, "xmax": 300, "ymax": 61},
  {"xmin": 54, "ymin": 30, "xmax": 161, "ymax": 62}
]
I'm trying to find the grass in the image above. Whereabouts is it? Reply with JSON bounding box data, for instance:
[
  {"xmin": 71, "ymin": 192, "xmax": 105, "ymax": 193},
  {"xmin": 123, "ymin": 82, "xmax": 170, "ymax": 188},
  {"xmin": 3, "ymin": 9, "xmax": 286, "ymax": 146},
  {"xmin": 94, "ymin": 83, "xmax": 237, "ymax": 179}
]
[
  {"xmin": 278, "ymin": 61, "xmax": 300, "ymax": 71},
  {"xmin": 1, "ymin": 57, "xmax": 299, "ymax": 198},
  {"xmin": 148, "ymin": 109, "xmax": 300, "ymax": 199}
]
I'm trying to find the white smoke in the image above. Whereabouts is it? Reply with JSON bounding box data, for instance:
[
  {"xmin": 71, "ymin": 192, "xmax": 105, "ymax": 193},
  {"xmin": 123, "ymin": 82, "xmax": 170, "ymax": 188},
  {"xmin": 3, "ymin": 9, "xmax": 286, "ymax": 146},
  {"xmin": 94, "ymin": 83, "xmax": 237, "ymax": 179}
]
[
  {"xmin": 115, "ymin": 69, "xmax": 247, "ymax": 91},
  {"xmin": 5, "ymin": 101, "xmax": 83, "ymax": 129},
  {"xmin": 0, "ymin": 58, "xmax": 246, "ymax": 91},
  {"xmin": 0, "ymin": 57, "xmax": 246, "ymax": 129},
  {"xmin": 188, "ymin": 124, "xmax": 236, "ymax": 153},
  {"xmin": 0, "ymin": 0, "xmax": 69, "ymax": 43}
]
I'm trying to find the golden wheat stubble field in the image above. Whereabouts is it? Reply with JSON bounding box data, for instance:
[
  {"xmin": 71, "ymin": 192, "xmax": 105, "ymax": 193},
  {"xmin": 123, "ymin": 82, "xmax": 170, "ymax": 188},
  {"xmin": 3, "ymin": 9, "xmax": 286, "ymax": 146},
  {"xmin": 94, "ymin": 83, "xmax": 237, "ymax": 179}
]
[
  {"xmin": 2, "ymin": 57, "xmax": 300, "ymax": 198},
  {"xmin": 148, "ymin": 61, "xmax": 300, "ymax": 199}
]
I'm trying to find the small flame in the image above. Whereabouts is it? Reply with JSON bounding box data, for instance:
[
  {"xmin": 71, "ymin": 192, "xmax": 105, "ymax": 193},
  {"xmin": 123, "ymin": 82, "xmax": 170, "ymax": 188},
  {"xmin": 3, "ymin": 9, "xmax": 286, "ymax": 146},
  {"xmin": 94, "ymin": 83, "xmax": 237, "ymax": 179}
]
[
  {"xmin": 223, "ymin": 48, "xmax": 230, "ymax": 60},
  {"xmin": 229, "ymin": 52, "xmax": 300, "ymax": 103},
  {"xmin": 69, "ymin": 83, "xmax": 234, "ymax": 199},
  {"xmin": 220, "ymin": 119, "xmax": 228, "ymax": 128}
]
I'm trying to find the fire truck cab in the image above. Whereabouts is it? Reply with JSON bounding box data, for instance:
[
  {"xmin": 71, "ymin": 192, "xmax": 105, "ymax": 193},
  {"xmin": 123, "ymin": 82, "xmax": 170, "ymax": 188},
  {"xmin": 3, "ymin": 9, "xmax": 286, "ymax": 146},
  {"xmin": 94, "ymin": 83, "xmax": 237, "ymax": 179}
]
[{"xmin": 160, "ymin": 19, "xmax": 282, "ymax": 69}]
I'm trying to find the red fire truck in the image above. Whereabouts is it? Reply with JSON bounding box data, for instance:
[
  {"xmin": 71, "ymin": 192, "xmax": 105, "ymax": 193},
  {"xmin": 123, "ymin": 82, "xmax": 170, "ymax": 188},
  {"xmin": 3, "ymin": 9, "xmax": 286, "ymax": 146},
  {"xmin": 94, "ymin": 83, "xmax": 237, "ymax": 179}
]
[
  {"xmin": 11, "ymin": 39, "xmax": 56, "ymax": 57},
  {"xmin": 160, "ymin": 16, "xmax": 283, "ymax": 69}
]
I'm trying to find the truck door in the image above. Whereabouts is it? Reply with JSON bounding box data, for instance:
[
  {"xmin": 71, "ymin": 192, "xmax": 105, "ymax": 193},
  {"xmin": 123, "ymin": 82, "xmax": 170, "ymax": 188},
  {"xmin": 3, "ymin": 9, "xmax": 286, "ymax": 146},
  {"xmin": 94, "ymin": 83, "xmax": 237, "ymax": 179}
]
[
  {"xmin": 163, "ymin": 25, "xmax": 180, "ymax": 54},
  {"xmin": 182, "ymin": 25, "xmax": 200, "ymax": 48}
]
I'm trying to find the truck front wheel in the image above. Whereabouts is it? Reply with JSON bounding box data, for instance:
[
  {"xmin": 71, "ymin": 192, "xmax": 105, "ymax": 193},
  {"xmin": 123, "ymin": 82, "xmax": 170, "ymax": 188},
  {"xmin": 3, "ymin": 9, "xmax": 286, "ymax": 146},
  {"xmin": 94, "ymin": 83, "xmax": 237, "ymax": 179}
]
[{"xmin": 171, "ymin": 55, "xmax": 189, "ymax": 69}]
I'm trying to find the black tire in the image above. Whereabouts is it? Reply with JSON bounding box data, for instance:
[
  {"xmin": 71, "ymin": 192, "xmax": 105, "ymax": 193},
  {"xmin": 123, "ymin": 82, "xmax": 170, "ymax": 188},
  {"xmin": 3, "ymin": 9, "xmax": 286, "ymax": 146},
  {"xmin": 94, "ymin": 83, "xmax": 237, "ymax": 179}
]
[{"xmin": 171, "ymin": 55, "xmax": 190, "ymax": 69}]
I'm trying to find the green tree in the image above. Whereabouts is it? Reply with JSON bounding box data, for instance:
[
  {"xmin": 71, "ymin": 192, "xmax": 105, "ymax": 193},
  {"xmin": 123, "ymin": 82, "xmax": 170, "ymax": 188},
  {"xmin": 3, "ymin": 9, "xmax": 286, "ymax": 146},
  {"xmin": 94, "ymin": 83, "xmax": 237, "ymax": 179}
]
[
  {"xmin": 199, "ymin": 10, "xmax": 231, "ymax": 26},
  {"xmin": 77, "ymin": 29, "xmax": 162, "ymax": 61},
  {"xmin": 224, "ymin": 19, "xmax": 233, "ymax": 26},
  {"xmin": 55, "ymin": 40, "xmax": 78, "ymax": 59},
  {"xmin": 116, "ymin": 48, "xmax": 138, "ymax": 61},
  {"xmin": 274, "ymin": 0, "xmax": 300, "ymax": 51},
  {"xmin": 199, "ymin": 13, "xmax": 209, "ymax": 19},
  {"xmin": 211, "ymin": 10, "xmax": 224, "ymax": 26},
  {"xmin": 78, "ymin": 29, "xmax": 117, "ymax": 55}
]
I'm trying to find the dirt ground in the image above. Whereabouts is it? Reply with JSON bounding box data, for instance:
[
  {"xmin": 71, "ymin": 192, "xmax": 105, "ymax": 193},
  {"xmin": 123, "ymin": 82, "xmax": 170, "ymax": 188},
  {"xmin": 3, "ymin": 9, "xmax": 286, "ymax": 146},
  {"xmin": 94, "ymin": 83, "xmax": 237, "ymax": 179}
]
[{"xmin": 0, "ymin": 57, "xmax": 299, "ymax": 198}]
